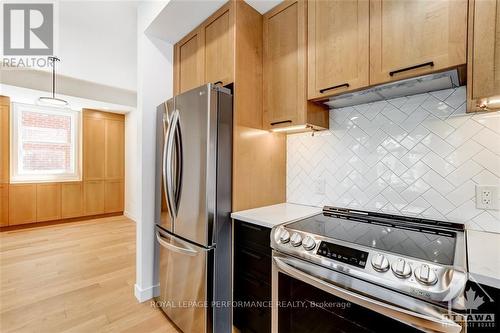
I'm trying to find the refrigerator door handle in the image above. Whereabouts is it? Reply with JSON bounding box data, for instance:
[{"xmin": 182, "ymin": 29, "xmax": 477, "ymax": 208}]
[
  {"xmin": 173, "ymin": 113, "xmax": 183, "ymax": 214},
  {"xmin": 156, "ymin": 231, "xmax": 198, "ymax": 256},
  {"xmin": 165, "ymin": 110, "xmax": 179, "ymax": 220}
]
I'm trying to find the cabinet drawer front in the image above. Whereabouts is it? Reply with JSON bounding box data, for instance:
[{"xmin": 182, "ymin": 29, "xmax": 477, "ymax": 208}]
[
  {"xmin": 234, "ymin": 271, "xmax": 271, "ymax": 302},
  {"xmin": 234, "ymin": 220, "xmax": 271, "ymax": 252},
  {"xmin": 235, "ymin": 247, "xmax": 271, "ymax": 282}
]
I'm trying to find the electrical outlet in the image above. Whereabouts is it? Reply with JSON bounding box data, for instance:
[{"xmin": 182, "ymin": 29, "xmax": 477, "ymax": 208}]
[
  {"xmin": 314, "ymin": 178, "xmax": 326, "ymax": 195},
  {"xmin": 476, "ymin": 185, "xmax": 500, "ymax": 210}
]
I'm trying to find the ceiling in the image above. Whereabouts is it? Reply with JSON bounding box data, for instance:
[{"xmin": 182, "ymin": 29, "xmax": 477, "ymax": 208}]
[{"xmin": 145, "ymin": 0, "xmax": 283, "ymax": 43}]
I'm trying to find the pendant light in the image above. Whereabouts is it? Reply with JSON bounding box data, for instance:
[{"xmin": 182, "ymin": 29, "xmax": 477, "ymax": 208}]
[{"xmin": 38, "ymin": 56, "xmax": 68, "ymax": 106}]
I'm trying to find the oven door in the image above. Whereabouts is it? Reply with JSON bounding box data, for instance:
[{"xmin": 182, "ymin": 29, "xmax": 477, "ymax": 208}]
[{"xmin": 272, "ymin": 252, "xmax": 464, "ymax": 333}]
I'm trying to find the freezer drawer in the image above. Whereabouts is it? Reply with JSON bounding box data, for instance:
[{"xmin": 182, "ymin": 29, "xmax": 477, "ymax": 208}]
[{"xmin": 156, "ymin": 227, "xmax": 212, "ymax": 333}]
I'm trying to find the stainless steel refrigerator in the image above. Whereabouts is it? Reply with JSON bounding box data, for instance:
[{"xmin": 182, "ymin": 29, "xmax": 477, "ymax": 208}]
[{"xmin": 155, "ymin": 84, "xmax": 232, "ymax": 333}]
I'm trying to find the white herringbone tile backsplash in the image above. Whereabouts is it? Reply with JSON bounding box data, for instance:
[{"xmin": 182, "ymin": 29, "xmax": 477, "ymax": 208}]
[{"xmin": 287, "ymin": 86, "xmax": 500, "ymax": 233}]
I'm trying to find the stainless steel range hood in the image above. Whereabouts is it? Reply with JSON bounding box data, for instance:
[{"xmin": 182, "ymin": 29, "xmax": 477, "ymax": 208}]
[{"xmin": 324, "ymin": 69, "xmax": 461, "ymax": 109}]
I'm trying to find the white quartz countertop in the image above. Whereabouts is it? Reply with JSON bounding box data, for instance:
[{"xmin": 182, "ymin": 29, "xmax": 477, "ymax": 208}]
[
  {"xmin": 231, "ymin": 203, "xmax": 322, "ymax": 229},
  {"xmin": 467, "ymin": 230, "xmax": 500, "ymax": 289}
]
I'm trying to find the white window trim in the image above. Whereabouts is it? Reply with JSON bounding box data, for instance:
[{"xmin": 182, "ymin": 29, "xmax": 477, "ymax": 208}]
[{"xmin": 10, "ymin": 102, "xmax": 82, "ymax": 183}]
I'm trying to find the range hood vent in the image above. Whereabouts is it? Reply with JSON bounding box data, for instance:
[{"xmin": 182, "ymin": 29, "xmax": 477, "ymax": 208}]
[{"xmin": 324, "ymin": 69, "xmax": 461, "ymax": 109}]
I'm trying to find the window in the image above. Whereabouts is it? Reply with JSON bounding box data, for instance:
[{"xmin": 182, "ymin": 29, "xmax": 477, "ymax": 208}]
[{"xmin": 11, "ymin": 103, "xmax": 80, "ymax": 183}]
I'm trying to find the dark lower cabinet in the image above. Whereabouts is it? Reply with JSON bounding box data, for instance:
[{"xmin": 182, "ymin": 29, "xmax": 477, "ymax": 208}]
[{"xmin": 233, "ymin": 220, "xmax": 272, "ymax": 333}]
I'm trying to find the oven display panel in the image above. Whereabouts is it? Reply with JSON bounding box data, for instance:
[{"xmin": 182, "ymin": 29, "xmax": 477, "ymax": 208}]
[{"xmin": 317, "ymin": 241, "xmax": 368, "ymax": 268}]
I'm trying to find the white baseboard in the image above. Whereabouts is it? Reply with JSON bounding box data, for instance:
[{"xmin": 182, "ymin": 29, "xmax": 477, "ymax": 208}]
[
  {"xmin": 123, "ymin": 210, "xmax": 139, "ymax": 222},
  {"xmin": 134, "ymin": 283, "xmax": 160, "ymax": 303}
]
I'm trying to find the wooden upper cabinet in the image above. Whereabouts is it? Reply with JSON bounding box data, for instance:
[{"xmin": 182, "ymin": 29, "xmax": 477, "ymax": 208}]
[
  {"xmin": 83, "ymin": 115, "xmax": 105, "ymax": 180},
  {"xmin": 36, "ymin": 183, "xmax": 61, "ymax": 222},
  {"xmin": 307, "ymin": 0, "xmax": 369, "ymax": 99},
  {"xmin": 203, "ymin": 5, "xmax": 234, "ymax": 86},
  {"xmin": 263, "ymin": 0, "xmax": 328, "ymax": 131},
  {"xmin": 105, "ymin": 119, "xmax": 124, "ymax": 180},
  {"xmin": 468, "ymin": 0, "xmax": 500, "ymax": 110},
  {"xmin": 174, "ymin": 30, "xmax": 205, "ymax": 95},
  {"xmin": 369, "ymin": 0, "xmax": 467, "ymax": 85}
]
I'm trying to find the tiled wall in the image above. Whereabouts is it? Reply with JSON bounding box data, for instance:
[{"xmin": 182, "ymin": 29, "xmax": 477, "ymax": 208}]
[{"xmin": 287, "ymin": 86, "xmax": 500, "ymax": 233}]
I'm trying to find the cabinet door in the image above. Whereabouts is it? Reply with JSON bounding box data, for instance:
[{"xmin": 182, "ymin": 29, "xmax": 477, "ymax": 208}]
[
  {"xmin": 61, "ymin": 182, "xmax": 83, "ymax": 218},
  {"xmin": 104, "ymin": 180, "xmax": 124, "ymax": 213},
  {"xmin": 308, "ymin": 0, "xmax": 369, "ymax": 99},
  {"xmin": 0, "ymin": 99, "xmax": 9, "ymax": 183},
  {"xmin": 0, "ymin": 184, "xmax": 8, "ymax": 227},
  {"xmin": 370, "ymin": 0, "xmax": 467, "ymax": 84},
  {"xmin": 105, "ymin": 119, "xmax": 124, "ymax": 180},
  {"xmin": 9, "ymin": 184, "xmax": 36, "ymax": 225},
  {"xmin": 263, "ymin": 0, "xmax": 304, "ymax": 127},
  {"xmin": 84, "ymin": 180, "xmax": 105, "ymax": 215},
  {"xmin": 204, "ymin": 5, "xmax": 234, "ymax": 85},
  {"xmin": 83, "ymin": 116, "xmax": 105, "ymax": 180},
  {"xmin": 36, "ymin": 183, "xmax": 61, "ymax": 222},
  {"xmin": 174, "ymin": 30, "xmax": 205, "ymax": 94},
  {"xmin": 470, "ymin": 0, "xmax": 500, "ymax": 102}
]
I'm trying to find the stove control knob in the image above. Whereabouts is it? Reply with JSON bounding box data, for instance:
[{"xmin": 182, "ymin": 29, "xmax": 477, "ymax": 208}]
[
  {"xmin": 371, "ymin": 253, "xmax": 389, "ymax": 272},
  {"xmin": 290, "ymin": 233, "xmax": 302, "ymax": 247},
  {"xmin": 302, "ymin": 236, "xmax": 316, "ymax": 251},
  {"xmin": 415, "ymin": 264, "xmax": 438, "ymax": 286},
  {"xmin": 391, "ymin": 258, "xmax": 412, "ymax": 278},
  {"xmin": 279, "ymin": 230, "xmax": 290, "ymax": 244}
]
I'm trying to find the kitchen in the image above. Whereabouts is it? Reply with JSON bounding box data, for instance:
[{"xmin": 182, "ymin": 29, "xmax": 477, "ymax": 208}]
[{"xmin": 1, "ymin": 0, "xmax": 499, "ymax": 333}]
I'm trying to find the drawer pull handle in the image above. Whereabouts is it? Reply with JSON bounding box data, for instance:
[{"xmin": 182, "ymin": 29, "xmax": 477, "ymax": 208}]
[
  {"xmin": 320, "ymin": 83, "xmax": 349, "ymax": 94},
  {"xmin": 241, "ymin": 249, "xmax": 262, "ymax": 260},
  {"xmin": 389, "ymin": 61, "xmax": 434, "ymax": 76},
  {"xmin": 214, "ymin": 81, "xmax": 223, "ymax": 85}
]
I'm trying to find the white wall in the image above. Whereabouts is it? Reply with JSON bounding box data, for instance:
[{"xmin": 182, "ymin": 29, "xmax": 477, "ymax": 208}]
[
  {"xmin": 57, "ymin": 1, "xmax": 138, "ymax": 92},
  {"xmin": 287, "ymin": 86, "xmax": 500, "ymax": 233},
  {"xmin": 134, "ymin": 0, "xmax": 173, "ymax": 302}
]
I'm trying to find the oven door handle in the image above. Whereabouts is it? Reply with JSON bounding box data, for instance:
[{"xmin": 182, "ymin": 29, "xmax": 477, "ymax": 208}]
[{"xmin": 273, "ymin": 256, "xmax": 462, "ymax": 333}]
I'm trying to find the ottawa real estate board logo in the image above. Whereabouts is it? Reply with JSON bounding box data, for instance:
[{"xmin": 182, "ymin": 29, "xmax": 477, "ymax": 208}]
[{"xmin": 2, "ymin": 2, "xmax": 54, "ymax": 67}]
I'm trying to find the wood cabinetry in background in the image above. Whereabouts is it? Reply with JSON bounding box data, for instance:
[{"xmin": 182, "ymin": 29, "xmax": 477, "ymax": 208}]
[
  {"xmin": 105, "ymin": 119, "xmax": 125, "ymax": 180},
  {"xmin": 36, "ymin": 183, "xmax": 61, "ymax": 222},
  {"xmin": 83, "ymin": 109, "xmax": 125, "ymax": 215},
  {"xmin": 263, "ymin": 0, "xmax": 328, "ymax": 130},
  {"xmin": 61, "ymin": 182, "xmax": 83, "ymax": 218},
  {"xmin": 84, "ymin": 180, "xmax": 105, "ymax": 215},
  {"xmin": 370, "ymin": 0, "xmax": 467, "ymax": 85},
  {"xmin": 105, "ymin": 180, "xmax": 124, "ymax": 213},
  {"xmin": 307, "ymin": 0, "xmax": 369, "ymax": 99},
  {"xmin": 0, "ymin": 96, "xmax": 9, "ymax": 227},
  {"xmin": 0, "ymin": 185, "xmax": 8, "ymax": 227},
  {"xmin": 467, "ymin": 0, "xmax": 500, "ymax": 111},
  {"xmin": 83, "ymin": 116, "xmax": 106, "ymax": 180},
  {"xmin": 9, "ymin": 184, "xmax": 36, "ymax": 225}
]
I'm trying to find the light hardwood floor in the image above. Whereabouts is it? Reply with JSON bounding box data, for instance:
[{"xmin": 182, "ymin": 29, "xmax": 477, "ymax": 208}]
[{"xmin": 0, "ymin": 216, "xmax": 180, "ymax": 333}]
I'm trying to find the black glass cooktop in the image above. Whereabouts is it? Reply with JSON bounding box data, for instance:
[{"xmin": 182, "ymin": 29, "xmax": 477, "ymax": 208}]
[{"xmin": 287, "ymin": 213, "xmax": 456, "ymax": 265}]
